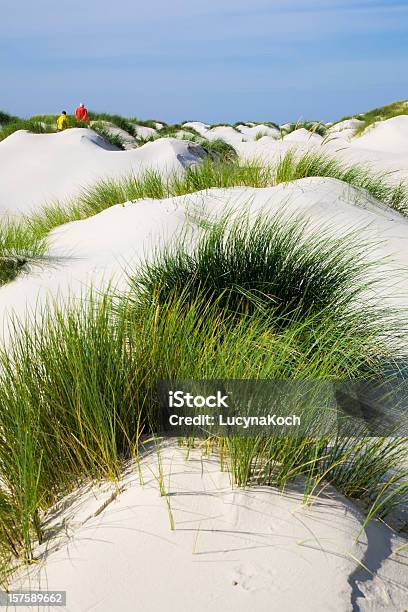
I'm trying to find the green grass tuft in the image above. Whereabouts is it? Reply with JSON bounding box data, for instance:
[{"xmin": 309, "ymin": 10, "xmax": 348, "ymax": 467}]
[
  {"xmin": 339, "ymin": 100, "xmax": 408, "ymax": 136},
  {"xmin": 201, "ymin": 138, "xmax": 238, "ymax": 162},
  {"xmin": 0, "ymin": 216, "xmax": 406, "ymax": 577},
  {"xmin": 274, "ymin": 150, "xmax": 408, "ymax": 215},
  {"xmin": 0, "ymin": 120, "xmax": 55, "ymax": 142},
  {"xmin": 0, "ymin": 111, "xmax": 19, "ymax": 125},
  {"xmin": 88, "ymin": 113, "xmax": 137, "ymax": 137},
  {"xmin": 0, "ymin": 151, "xmax": 407, "ymax": 288},
  {"xmin": 91, "ymin": 122, "xmax": 126, "ymax": 149},
  {"xmin": 281, "ymin": 121, "xmax": 328, "ymax": 137},
  {"xmin": 131, "ymin": 212, "xmax": 398, "ymax": 346}
]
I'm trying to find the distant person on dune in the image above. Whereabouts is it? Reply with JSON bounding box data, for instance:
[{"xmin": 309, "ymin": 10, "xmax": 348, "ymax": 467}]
[
  {"xmin": 75, "ymin": 103, "xmax": 89, "ymax": 123},
  {"xmin": 56, "ymin": 111, "xmax": 68, "ymax": 131}
]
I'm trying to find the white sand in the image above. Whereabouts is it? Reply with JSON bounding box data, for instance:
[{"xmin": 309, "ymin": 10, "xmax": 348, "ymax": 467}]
[
  {"xmin": 327, "ymin": 118, "xmax": 365, "ymax": 141},
  {"xmin": 131, "ymin": 123, "xmax": 158, "ymax": 139},
  {"xmin": 205, "ymin": 125, "xmax": 246, "ymax": 146},
  {"xmin": 283, "ymin": 128, "xmax": 323, "ymax": 145},
  {"xmin": 89, "ymin": 121, "xmax": 139, "ymax": 149},
  {"xmin": 329, "ymin": 119, "xmax": 365, "ymax": 132},
  {"xmin": 353, "ymin": 115, "xmax": 408, "ymax": 154},
  {"xmin": 182, "ymin": 123, "xmax": 280, "ymax": 145},
  {"xmin": 183, "ymin": 121, "xmax": 210, "ymax": 135},
  {"xmin": 12, "ymin": 443, "xmax": 408, "ymax": 612},
  {"xmin": 236, "ymin": 124, "xmax": 280, "ymax": 140},
  {"xmin": 2, "ymin": 116, "xmax": 408, "ymax": 610},
  {"xmin": 0, "ymin": 129, "xmax": 205, "ymax": 216},
  {"xmin": 237, "ymin": 117, "xmax": 408, "ymax": 184},
  {"xmin": 0, "ymin": 177, "xmax": 407, "ymax": 346}
]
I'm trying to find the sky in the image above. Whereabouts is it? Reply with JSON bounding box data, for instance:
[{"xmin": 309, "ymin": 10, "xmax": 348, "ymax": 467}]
[{"xmin": 1, "ymin": 0, "xmax": 407, "ymax": 124}]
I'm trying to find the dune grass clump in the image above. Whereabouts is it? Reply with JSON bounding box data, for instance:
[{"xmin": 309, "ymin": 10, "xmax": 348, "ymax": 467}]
[
  {"xmin": 0, "ymin": 257, "xmax": 27, "ymax": 284},
  {"xmin": 29, "ymin": 114, "xmax": 58, "ymax": 125},
  {"xmin": 131, "ymin": 213, "xmax": 407, "ymax": 515},
  {"xmin": 174, "ymin": 157, "xmax": 271, "ymax": 193},
  {"xmin": 0, "ymin": 111, "xmax": 19, "ymax": 125},
  {"xmin": 158, "ymin": 124, "xmax": 201, "ymax": 139},
  {"xmin": 0, "ymin": 215, "xmax": 406, "ymax": 578},
  {"xmin": 89, "ymin": 113, "xmax": 165, "ymax": 134},
  {"xmin": 210, "ymin": 123, "xmax": 240, "ymax": 131},
  {"xmin": 0, "ymin": 221, "xmax": 47, "ymax": 286},
  {"xmin": 234, "ymin": 121, "xmax": 280, "ymax": 130},
  {"xmin": 131, "ymin": 118, "xmax": 165, "ymax": 129},
  {"xmin": 255, "ymin": 131, "xmax": 268, "ymax": 140},
  {"xmin": 281, "ymin": 121, "xmax": 328, "ymax": 137},
  {"xmin": 133, "ymin": 214, "xmax": 383, "ymax": 329},
  {"xmin": 201, "ymin": 138, "xmax": 238, "ymax": 162},
  {"xmin": 88, "ymin": 112, "xmax": 137, "ymax": 137},
  {"xmin": 91, "ymin": 122, "xmax": 126, "ymax": 149},
  {"xmin": 343, "ymin": 100, "xmax": 408, "ymax": 136},
  {"xmin": 0, "ymin": 120, "xmax": 55, "ymax": 142},
  {"xmin": 274, "ymin": 150, "xmax": 408, "ymax": 215},
  {"xmin": 0, "ymin": 158, "xmax": 271, "ymax": 274},
  {"xmin": 0, "ymin": 293, "xmax": 146, "ymax": 568},
  {"xmin": 0, "ymin": 148, "xmax": 407, "ymax": 288}
]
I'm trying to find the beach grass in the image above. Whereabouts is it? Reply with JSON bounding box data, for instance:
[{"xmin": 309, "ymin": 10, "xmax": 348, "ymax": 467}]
[
  {"xmin": 0, "ymin": 120, "xmax": 55, "ymax": 142},
  {"xmin": 91, "ymin": 122, "xmax": 126, "ymax": 149},
  {"xmin": 88, "ymin": 113, "xmax": 137, "ymax": 137},
  {"xmin": 131, "ymin": 118, "xmax": 165, "ymax": 129},
  {"xmin": 255, "ymin": 131, "xmax": 268, "ymax": 140},
  {"xmin": 274, "ymin": 150, "xmax": 408, "ymax": 215},
  {"xmin": 0, "ymin": 214, "xmax": 406, "ymax": 578},
  {"xmin": 280, "ymin": 120, "xmax": 328, "ymax": 137},
  {"xmin": 234, "ymin": 121, "xmax": 280, "ymax": 130},
  {"xmin": 343, "ymin": 100, "xmax": 408, "ymax": 135},
  {"xmin": 0, "ymin": 111, "xmax": 19, "ymax": 125},
  {"xmin": 0, "ymin": 149, "xmax": 407, "ymax": 287},
  {"xmin": 201, "ymin": 138, "xmax": 238, "ymax": 162},
  {"xmin": 132, "ymin": 213, "xmax": 384, "ymax": 328}
]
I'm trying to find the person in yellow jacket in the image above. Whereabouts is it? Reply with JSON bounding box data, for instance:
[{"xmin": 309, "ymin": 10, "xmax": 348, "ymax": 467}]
[{"xmin": 56, "ymin": 111, "xmax": 68, "ymax": 131}]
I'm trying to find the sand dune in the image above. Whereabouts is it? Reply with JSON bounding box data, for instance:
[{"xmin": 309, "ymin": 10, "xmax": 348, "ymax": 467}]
[
  {"xmin": 132, "ymin": 123, "xmax": 157, "ymax": 139},
  {"xmin": 0, "ymin": 177, "xmax": 407, "ymax": 346},
  {"xmin": 353, "ymin": 115, "xmax": 408, "ymax": 154},
  {"xmin": 283, "ymin": 128, "xmax": 323, "ymax": 144},
  {"xmin": 237, "ymin": 119, "xmax": 408, "ymax": 183},
  {"xmin": 235, "ymin": 123, "xmax": 280, "ymax": 139},
  {"xmin": 1, "ymin": 112, "xmax": 408, "ymax": 611},
  {"xmin": 90, "ymin": 121, "xmax": 139, "ymax": 149},
  {"xmin": 0, "ymin": 129, "xmax": 205, "ymax": 215},
  {"xmin": 182, "ymin": 121, "xmax": 210, "ymax": 135},
  {"xmin": 12, "ymin": 443, "xmax": 408, "ymax": 612},
  {"xmin": 182, "ymin": 122, "xmax": 280, "ymax": 145}
]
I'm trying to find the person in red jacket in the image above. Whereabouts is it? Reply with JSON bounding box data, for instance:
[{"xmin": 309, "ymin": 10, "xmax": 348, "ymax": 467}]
[{"xmin": 74, "ymin": 103, "xmax": 89, "ymax": 123}]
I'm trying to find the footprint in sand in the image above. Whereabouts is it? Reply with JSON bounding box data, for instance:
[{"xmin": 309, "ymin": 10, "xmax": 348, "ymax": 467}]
[{"xmin": 231, "ymin": 563, "xmax": 278, "ymax": 592}]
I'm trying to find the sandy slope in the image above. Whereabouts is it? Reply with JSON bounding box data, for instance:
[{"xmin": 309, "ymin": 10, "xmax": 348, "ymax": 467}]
[
  {"xmin": 182, "ymin": 122, "xmax": 280, "ymax": 146},
  {"xmin": 90, "ymin": 121, "xmax": 139, "ymax": 149},
  {"xmin": 238, "ymin": 117, "xmax": 408, "ymax": 183},
  {"xmin": 0, "ymin": 177, "xmax": 407, "ymax": 346},
  {"xmin": 2, "ymin": 117, "xmax": 408, "ymax": 611},
  {"xmin": 236, "ymin": 123, "xmax": 280, "ymax": 139},
  {"xmin": 283, "ymin": 128, "xmax": 323, "ymax": 145},
  {"xmin": 352, "ymin": 116, "xmax": 408, "ymax": 154},
  {"xmin": 11, "ymin": 444, "xmax": 408, "ymax": 612},
  {"xmin": 0, "ymin": 129, "xmax": 205, "ymax": 216},
  {"xmin": 132, "ymin": 123, "xmax": 158, "ymax": 139}
]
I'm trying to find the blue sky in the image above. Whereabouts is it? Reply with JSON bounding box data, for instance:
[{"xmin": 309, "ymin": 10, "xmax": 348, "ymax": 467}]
[{"xmin": 1, "ymin": 0, "xmax": 407, "ymax": 123}]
